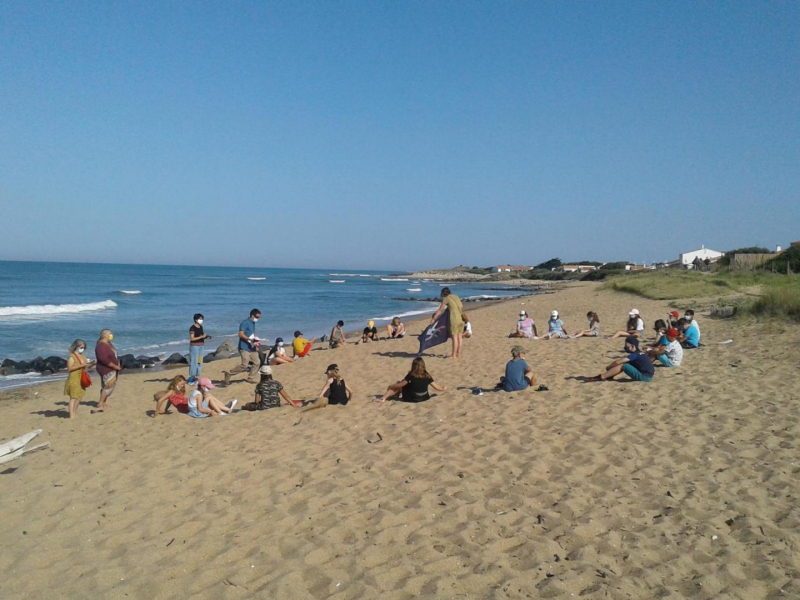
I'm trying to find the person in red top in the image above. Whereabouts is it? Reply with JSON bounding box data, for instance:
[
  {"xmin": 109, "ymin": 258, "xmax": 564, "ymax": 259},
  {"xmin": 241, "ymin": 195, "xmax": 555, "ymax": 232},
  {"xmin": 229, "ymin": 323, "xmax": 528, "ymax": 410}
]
[{"xmin": 94, "ymin": 328, "xmax": 121, "ymax": 413}]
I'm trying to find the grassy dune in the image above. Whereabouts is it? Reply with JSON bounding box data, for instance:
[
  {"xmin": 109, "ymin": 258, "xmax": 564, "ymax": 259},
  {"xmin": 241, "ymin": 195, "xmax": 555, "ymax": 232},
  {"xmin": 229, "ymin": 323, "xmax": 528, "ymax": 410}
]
[{"xmin": 601, "ymin": 270, "xmax": 800, "ymax": 321}]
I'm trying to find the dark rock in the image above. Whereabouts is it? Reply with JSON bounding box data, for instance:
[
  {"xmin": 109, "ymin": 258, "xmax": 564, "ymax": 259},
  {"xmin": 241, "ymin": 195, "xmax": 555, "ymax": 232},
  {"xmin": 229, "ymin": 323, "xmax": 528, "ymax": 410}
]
[
  {"xmin": 214, "ymin": 340, "xmax": 236, "ymax": 356},
  {"xmin": 135, "ymin": 355, "xmax": 161, "ymax": 366},
  {"xmin": 163, "ymin": 353, "xmax": 188, "ymax": 366}
]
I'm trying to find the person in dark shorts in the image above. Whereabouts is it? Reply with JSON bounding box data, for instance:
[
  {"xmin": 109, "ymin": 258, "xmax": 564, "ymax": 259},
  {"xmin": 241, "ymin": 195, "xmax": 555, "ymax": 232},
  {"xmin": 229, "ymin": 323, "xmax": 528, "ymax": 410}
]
[
  {"xmin": 589, "ymin": 336, "xmax": 655, "ymax": 382},
  {"xmin": 375, "ymin": 357, "xmax": 446, "ymax": 403},
  {"xmin": 242, "ymin": 365, "xmax": 300, "ymax": 411}
]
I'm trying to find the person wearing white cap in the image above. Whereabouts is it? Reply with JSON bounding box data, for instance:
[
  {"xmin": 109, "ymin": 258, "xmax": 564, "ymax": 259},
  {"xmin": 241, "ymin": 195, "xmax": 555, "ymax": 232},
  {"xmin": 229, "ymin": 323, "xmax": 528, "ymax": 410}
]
[
  {"xmin": 187, "ymin": 377, "xmax": 236, "ymax": 418},
  {"xmin": 611, "ymin": 308, "xmax": 645, "ymax": 339},
  {"xmin": 242, "ymin": 365, "xmax": 300, "ymax": 411},
  {"xmin": 541, "ymin": 310, "xmax": 568, "ymax": 340},
  {"xmin": 509, "ymin": 310, "xmax": 538, "ymax": 339}
]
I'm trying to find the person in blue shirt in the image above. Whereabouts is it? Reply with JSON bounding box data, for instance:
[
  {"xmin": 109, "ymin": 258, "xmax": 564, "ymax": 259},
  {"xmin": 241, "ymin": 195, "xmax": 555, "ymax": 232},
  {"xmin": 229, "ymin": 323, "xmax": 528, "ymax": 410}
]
[
  {"xmin": 499, "ymin": 346, "xmax": 537, "ymax": 391},
  {"xmin": 590, "ymin": 336, "xmax": 655, "ymax": 382},
  {"xmin": 541, "ymin": 310, "xmax": 568, "ymax": 340},
  {"xmin": 678, "ymin": 318, "xmax": 700, "ymax": 349},
  {"xmin": 224, "ymin": 308, "xmax": 262, "ymax": 384}
]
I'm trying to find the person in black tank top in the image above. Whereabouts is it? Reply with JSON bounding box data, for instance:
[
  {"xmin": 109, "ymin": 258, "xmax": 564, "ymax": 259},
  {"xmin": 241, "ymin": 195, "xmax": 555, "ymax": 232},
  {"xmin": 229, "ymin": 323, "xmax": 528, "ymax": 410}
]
[
  {"xmin": 375, "ymin": 357, "xmax": 447, "ymax": 403},
  {"xmin": 303, "ymin": 364, "xmax": 353, "ymax": 411}
]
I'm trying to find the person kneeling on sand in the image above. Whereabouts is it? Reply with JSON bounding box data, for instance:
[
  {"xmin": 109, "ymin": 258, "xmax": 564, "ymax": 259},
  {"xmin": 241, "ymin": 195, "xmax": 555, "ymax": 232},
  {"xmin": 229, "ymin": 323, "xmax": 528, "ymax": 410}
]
[
  {"xmin": 292, "ymin": 331, "xmax": 316, "ymax": 358},
  {"xmin": 610, "ymin": 309, "xmax": 645, "ymax": 339},
  {"xmin": 188, "ymin": 377, "xmax": 237, "ymax": 418},
  {"xmin": 242, "ymin": 365, "xmax": 300, "ymax": 411},
  {"xmin": 386, "ymin": 317, "xmax": 406, "ymax": 339},
  {"xmin": 590, "ymin": 336, "xmax": 654, "ymax": 382},
  {"xmin": 266, "ymin": 338, "xmax": 294, "ymax": 366},
  {"xmin": 498, "ymin": 346, "xmax": 537, "ymax": 391},
  {"xmin": 541, "ymin": 310, "xmax": 568, "ymax": 339},
  {"xmin": 375, "ymin": 357, "xmax": 446, "ymax": 403},
  {"xmin": 509, "ymin": 310, "xmax": 538, "ymax": 339},
  {"xmin": 571, "ymin": 311, "xmax": 600, "ymax": 339},
  {"xmin": 153, "ymin": 375, "xmax": 190, "ymax": 416},
  {"xmin": 645, "ymin": 328, "xmax": 683, "ymax": 367}
]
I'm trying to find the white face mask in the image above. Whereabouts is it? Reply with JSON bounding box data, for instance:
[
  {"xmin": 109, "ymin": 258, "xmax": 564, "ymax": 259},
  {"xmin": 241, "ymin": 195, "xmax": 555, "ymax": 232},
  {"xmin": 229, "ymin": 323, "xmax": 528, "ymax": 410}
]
[
  {"xmin": 684, "ymin": 315, "xmax": 692, "ymax": 321},
  {"xmin": 196, "ymin": 319, "xmax": 203, "ymax": 325},
  {"xmin": 278, "ymin": 342, "xmax": 284, "ymax": 347},
  {"xmin": 253, "ymin": 317, "xmax": 259, "ymax": 323},
  {"xmin": 78, "ymin": 348, "xmax": 85, "ymax": 354}
]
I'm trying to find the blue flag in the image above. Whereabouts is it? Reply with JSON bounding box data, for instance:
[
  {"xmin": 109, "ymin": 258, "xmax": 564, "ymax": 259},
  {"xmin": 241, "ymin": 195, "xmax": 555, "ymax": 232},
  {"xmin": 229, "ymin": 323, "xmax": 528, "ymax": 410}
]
[{"xmin": 418, "ymin": 309, "xmax": 450, "ymax": 355}]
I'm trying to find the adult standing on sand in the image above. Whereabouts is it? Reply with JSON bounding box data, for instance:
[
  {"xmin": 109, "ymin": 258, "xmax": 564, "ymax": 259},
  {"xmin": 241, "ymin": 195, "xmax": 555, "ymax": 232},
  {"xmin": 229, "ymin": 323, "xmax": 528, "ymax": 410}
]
[
  {"xmin": 188, "ymin": 313, "xmax": 210, "ymax": 384},
  {"xmin": 64, "ymin": 339, "xmax": 96, "ymax": 419},
  {"xmin": 226, "ymin": 308, "xmax": 261, "ymax": 384},
  {"xmin": 94, "ymin": 329, "xmax": 121, "ymax": 412},
  {"xmin": 430, "ymin": 287, "xmax": 464, "ymax": 359}
]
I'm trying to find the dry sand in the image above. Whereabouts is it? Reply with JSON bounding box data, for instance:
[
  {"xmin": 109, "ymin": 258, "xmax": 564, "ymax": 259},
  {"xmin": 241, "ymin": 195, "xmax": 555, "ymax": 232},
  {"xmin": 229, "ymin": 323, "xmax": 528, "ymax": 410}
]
[{"xmin": 1, "ymin": 282, "xmax": 799, "ymax": 599}]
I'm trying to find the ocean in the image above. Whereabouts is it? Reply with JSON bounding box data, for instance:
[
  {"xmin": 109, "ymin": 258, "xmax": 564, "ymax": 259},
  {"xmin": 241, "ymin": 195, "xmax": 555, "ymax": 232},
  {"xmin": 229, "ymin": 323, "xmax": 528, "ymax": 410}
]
[{"xmin": 0, "ymin": 261, "xmax": 527, "ymax": 390}]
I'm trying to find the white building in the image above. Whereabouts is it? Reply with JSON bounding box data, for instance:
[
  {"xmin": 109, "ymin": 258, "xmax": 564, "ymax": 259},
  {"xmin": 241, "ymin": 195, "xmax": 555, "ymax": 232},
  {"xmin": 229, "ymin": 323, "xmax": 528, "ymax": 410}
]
[{"xmin": 680, "ymin": 245, "xmax": 723, "ymax": 268}]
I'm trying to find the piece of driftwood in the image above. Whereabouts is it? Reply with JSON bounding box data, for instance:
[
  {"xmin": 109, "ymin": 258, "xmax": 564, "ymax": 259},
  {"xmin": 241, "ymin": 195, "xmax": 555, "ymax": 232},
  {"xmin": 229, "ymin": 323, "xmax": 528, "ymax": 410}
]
[
  {"xmin": 711, "ymin": 306, "xmax": 736, "ymax": 319},
  {"xmin": 0, "ymin": 429, "xmax": 50, "ymax": 465}
]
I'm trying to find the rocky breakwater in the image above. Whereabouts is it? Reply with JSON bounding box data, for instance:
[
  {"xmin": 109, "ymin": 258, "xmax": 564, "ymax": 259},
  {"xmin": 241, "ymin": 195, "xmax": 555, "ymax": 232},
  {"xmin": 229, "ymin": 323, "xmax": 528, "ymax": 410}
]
[{"xmin": 0, "ymin": 340, "xmax": 241, "ymax": 379}]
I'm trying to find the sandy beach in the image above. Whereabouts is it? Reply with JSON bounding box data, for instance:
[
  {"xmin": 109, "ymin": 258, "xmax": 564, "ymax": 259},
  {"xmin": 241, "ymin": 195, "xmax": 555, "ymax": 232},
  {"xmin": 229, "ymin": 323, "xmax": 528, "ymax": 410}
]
[{"xmin": 1, "ymin": 282, "xmax": 798, "ymax": 599}]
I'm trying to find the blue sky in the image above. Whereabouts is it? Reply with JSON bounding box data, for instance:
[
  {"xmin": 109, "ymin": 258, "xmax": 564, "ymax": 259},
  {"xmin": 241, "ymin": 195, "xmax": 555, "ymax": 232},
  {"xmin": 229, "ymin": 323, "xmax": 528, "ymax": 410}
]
[{"xmin": 1, "ymin": 2, "xmax": 798, "ymax": 270}]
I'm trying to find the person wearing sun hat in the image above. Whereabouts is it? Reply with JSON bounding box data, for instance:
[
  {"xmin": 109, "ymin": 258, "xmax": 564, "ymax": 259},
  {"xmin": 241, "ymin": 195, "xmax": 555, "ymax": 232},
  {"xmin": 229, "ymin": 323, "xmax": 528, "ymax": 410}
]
[
  {"xmin": 611, "ymin": 308, "xmax": 645, "ymax": 339},
  {"xmin": 242, "ymin": 365, "xmax": 300, "ymax": 411},
  {"xmin": 542, "ymin": 310, "xmax": 568, "ymax": 340},
  {"xmin": 509, "ymin": 310, "xmax": 538, "ymax": 339},
  {"xmin": 590, "ymin": 336, "xmax": 654, "ymax": 382},
  {"xmin": 187, "ymin": 377, "xmax": 236, "ymax": 418}
]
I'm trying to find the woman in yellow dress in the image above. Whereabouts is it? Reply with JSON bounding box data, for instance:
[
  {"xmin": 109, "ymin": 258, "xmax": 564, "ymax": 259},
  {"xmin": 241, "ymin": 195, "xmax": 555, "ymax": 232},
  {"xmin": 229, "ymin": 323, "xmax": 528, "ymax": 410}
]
[
  {"xmin": 430, "ymin": 287, "xmax": 465, "ymax": 359},
  {"xmin": 64, "ymin": 339, "xmax": 95, "ymax": 419}
]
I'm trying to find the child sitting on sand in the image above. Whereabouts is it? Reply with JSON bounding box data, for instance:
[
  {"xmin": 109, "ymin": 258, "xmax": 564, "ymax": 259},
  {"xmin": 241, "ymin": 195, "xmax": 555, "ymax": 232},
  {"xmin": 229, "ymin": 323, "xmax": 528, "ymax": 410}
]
[
  {"xmin": 187, "ymin": 377, "xmax": 236, "ymax": 418},
  {"xmin": 266, "ymin": 338, "xmax": 294, "ymax": 366},
  {"xmin": 541, "ymin": 310, "xmax": 568, "ymax": 340},
  {"xmin": 153, "ymin": 375, "xmax": 190, "ymax": 416},
  {"xmin": 509, "ymin": 310, "xmax": 538, "ymax": 339},
  {"xmin": 303, "ymin": 364, "xmax": 353, "ymax": 411},
  {"xmin": 678, "ymin": 318, "xmax": 700, "ymax": 349},
  {"xmin": 498, "ymin": 346, "xmax": 537, "ymax": 391},
  {"xmin": 375, "ymin": 357, "xmax": 446, "ymax": 403},
  {"xmin": 646, "ymin": 328, "xmax": 683, "ymax": 367},
  {"xmin": 386, "ymin": 317, "xmax": 406, "ymax": 339},
  {"xmin": 684, "ymin": 309, "xmax": 701, "ymax": 339},
  {"xmin": 242, "ymin": 365, "xmax": 300, "ymax": 411},
  {"xmin": 651, "ymin": 319, "xmax": 668, "ymax": 344},
  {"xmin": 570, "ymin": 311, "xmax": 600, "ymax": 339},
  {"xmin": 610, "ymin": 309, "xmax": 645, "ymax": 339},
  {"xmin": 589, "ymin": 336, "xmax": 654, "ymax": 382},
  {"xmin": 330, "ymin": 320, "xmax": 346, "ymax": 348},
  {"xmin": 360, "ymin": 321, "xmax": 379, "ymax": 344},
  {"xmin": 292, "ymin": 331, "xmax": 316, "ymax": 358}
]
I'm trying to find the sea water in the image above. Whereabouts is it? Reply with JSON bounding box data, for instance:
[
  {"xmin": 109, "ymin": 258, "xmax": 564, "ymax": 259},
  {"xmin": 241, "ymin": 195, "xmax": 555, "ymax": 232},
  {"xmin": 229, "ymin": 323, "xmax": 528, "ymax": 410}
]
[{"xmin": 0, "ymin": 261, "xmax": 526, "ymax": 390}]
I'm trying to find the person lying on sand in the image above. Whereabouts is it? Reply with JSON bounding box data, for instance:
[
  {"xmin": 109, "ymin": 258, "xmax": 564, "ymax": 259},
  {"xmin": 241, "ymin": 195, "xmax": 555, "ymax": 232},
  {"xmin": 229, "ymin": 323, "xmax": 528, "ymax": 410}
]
[
  {"xmin": 541, "ymin": 310, "xmax": 568, "ymax": 339},
  {"xmin": 242, "ymin": 366, "xmax": 300, "ymax": 411},
  {"xmin": 386, "ymin": 317, "xmax": 406, "ymax": 339},
  {"xmin": 375, "ymin": 357, "xmax": 446, "ymax": 403},
  {"xmin": 589, "ymin": 336, "xmax": 654, "ymax": 382},
  {"xmin": 509, "ymin": 310, "xmax": 537, "ymax": 339},
  {"xmin": 570, "ymin": 311, "xmax": 600, "ymax": 339},
  {"xmin": 497, "ymin": 346, "xmax": 537, "ymax": 391},
  {"xmin": 610, "ymin": 308, "xmax": 645, "ymax": 339},
  {"xmin": 188, "ymin": 377, "xmax": 236, "ymax": 418},
  {"xmin": 645, "ymin": 328, "xmax": 683, "ymax": 367},
  {"xmin": 153, "ymin": 375, "xmax": 190, "ymax": 416}
]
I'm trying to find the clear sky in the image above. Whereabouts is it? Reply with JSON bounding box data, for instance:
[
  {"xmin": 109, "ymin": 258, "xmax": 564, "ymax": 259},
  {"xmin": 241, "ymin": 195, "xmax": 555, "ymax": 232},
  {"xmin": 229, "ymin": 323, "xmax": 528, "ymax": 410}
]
[{"xmin": 1, "ymin": 2, "xmax": 798, "ymax": 270}]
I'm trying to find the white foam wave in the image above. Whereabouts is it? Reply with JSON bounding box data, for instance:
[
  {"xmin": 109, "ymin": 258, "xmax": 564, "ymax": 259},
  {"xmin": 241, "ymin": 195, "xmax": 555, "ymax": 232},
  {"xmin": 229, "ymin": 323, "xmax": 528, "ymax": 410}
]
[
  {"xmin": 329, "ymin": 273, "xmax": 375, "ymax": 277},
  {"xmin": 464, "ymin": 294, "xmax": 501, "ymax": 301},
  {"xmin": 119, "ymin": 290, "xmax": 141, "ymax": 295},
  {"xmin": 119, "ymin": 339, "xmax": 186, "ymax": 352},
  {"xmin": 381, "ymin": 278, "xmax": 409, "ymax": 282},
  {"xmin": 247, "ymin": 277, "xmax": 266, "ymax": 281},
  {"xmin": 371, "ymin": 307, "xmax": 438, "ymax": 322},
  {"xmin": 0, "ymin": 299, "xmax": 118, "ymax": 318}
]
